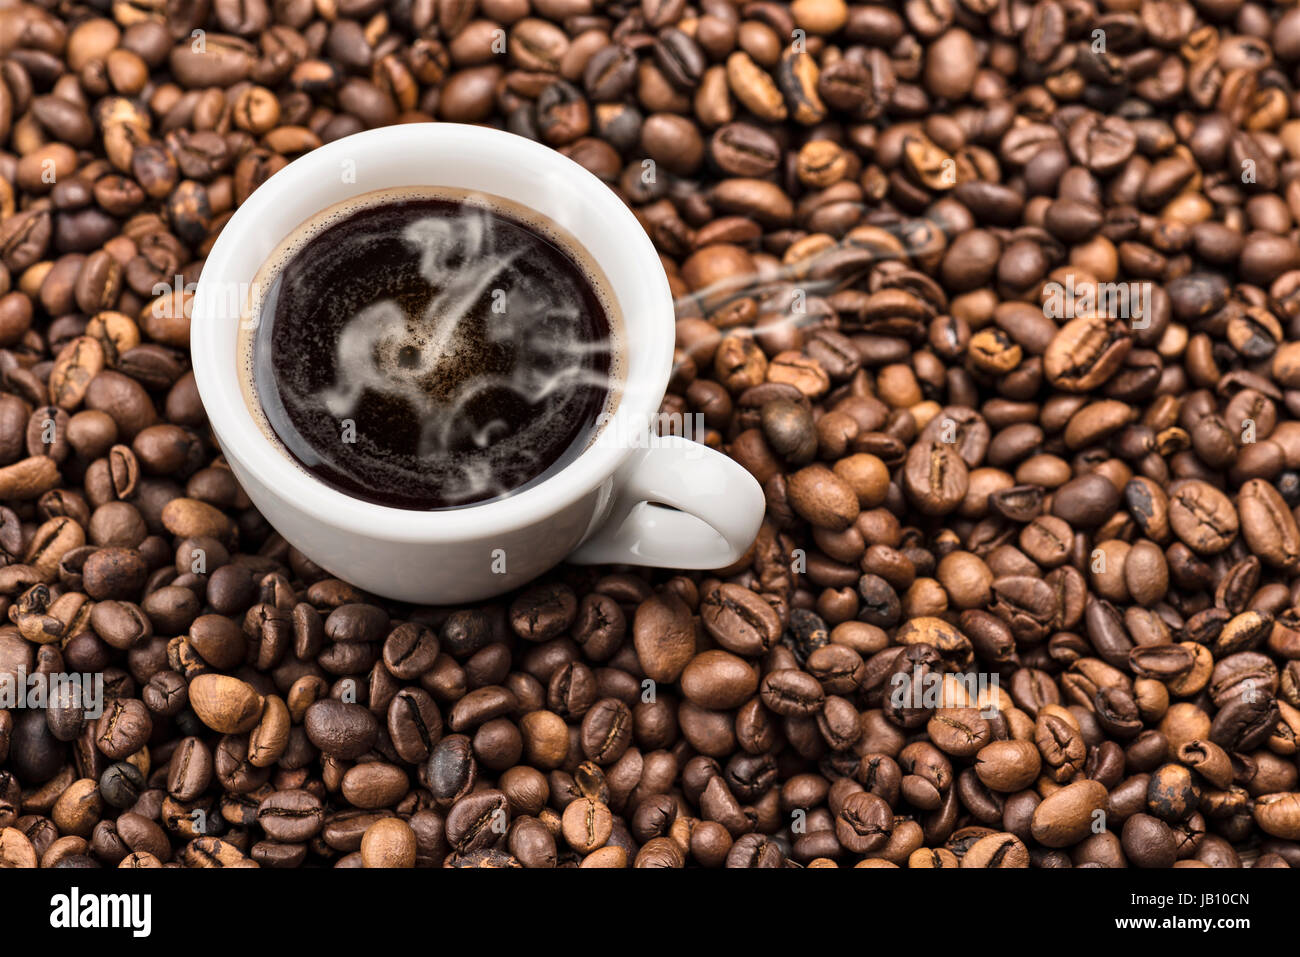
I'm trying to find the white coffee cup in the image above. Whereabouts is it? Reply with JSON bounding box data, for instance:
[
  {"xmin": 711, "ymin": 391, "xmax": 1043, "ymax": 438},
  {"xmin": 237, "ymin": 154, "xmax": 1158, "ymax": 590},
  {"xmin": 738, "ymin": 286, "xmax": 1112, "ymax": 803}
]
[{"xmin": 191, "ymin": 123, "xmax": 764, "ymax": 603}]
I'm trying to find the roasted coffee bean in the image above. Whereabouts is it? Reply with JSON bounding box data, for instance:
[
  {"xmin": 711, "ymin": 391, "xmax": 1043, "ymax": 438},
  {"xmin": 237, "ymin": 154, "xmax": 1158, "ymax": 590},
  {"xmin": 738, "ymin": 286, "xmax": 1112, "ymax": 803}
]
[
  {"xmin": 189, "ymin": 675, "xmax": 262, "ymax": 735},
  {"xmin": 445, "ymin": 790, "xmax": 510, "ymax": 852},
  {"xmin": 580, "ymin": 699, "xmax": 633, "ymax": 765},
  {"xmin": 1169, "ymin": 481, "xmax": 1238, "ymax": 554},
  {"xmin": 903, "ymin": 441, "xmax": 969, "ymax": 515},
  {"xmin": 633, "ymin": 591, "xmax": 695, "ymax": 682},
  {"xmin": 1148, "ymin": 764, "xmax": 1199, "ymax": 822},
  {"xmin": 712, "ymin": 124, "xmax": 781, "ymax": 178},
  {"xmin": 167, "ymin": 737, "xmax": 213, "ymax": 801},
  {"xmin": 94, "ymin": 698, "xmax": 151, "ymax": 760},
  {"xmin": 1029, "ymin": 780, "xmax": 1108, "ymax": 848},
  {"xmin": 257, "ymin": 790, "xmax": 325, "ymax": 843},
  {"xmin": 388, "ymin": 688, "xmax": 443, "ymax": 765},
  {"xmin": 304, "ymin": 700, "xmax": 378, "ymax": 760},
  {"xmin": 360, "ymin": 817, "xmax": 418, "ymax": 868},
  {"xmin": 700, "ymin": 583, "xmax": 781, "ymax": 656},
  {"xmin": 835, "ymin": 792, "xmax": 892, "ymax": 854},
  {"xmin": 1122, "ymin": 813, "xmax": 1177, "ymax": 868},
  {"xmin": 427, "ymin": 734, "xmax": 478, "ymax": 804},
  {"xmin": 98, "ymin": 762, "xmax": 145, "ymax": 810}
]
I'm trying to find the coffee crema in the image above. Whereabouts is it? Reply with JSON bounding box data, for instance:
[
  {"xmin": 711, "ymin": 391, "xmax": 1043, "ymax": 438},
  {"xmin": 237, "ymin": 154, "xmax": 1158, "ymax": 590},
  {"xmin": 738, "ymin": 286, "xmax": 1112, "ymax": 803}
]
[{"xmin": 238, "ymin": 187, "xmax": 622, "ymax": 510}]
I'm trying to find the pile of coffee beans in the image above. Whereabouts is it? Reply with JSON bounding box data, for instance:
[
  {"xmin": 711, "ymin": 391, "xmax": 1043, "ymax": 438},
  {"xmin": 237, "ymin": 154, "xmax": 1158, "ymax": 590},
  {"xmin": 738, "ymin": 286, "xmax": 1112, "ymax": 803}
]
[{"xmin": 2, "ymin": 0, "xmax": 1300, "ymax": 869}]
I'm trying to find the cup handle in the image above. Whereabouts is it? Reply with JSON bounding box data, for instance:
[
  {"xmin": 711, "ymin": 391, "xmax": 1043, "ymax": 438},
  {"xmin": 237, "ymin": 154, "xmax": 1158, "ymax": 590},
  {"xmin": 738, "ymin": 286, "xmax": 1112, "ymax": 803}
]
[{"xmin": 568, "ymin": 435, "xmax": 764, "ymax": 568}]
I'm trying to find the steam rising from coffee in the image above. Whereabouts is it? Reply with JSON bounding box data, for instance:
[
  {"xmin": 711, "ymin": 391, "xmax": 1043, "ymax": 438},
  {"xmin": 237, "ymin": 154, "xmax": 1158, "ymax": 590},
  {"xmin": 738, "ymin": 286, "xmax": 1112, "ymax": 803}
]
[{"xmin": 247, "ymin": 192, "xmax": 616, "ymax": 510}]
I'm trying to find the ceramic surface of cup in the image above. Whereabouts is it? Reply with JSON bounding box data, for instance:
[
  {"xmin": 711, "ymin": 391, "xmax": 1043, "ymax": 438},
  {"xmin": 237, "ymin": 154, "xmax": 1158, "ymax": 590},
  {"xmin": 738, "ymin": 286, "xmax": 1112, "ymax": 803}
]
[{"xmin": 192, "ymin": 124, "xmax": 763, "ymax": 602}]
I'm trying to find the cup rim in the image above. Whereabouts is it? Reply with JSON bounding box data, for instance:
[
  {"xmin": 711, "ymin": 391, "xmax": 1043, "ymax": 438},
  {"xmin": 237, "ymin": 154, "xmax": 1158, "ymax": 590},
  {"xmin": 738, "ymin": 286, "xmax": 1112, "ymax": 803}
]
[{"xmin": 191, "ymin": 124, "xmax": 673, "ymax": 543}]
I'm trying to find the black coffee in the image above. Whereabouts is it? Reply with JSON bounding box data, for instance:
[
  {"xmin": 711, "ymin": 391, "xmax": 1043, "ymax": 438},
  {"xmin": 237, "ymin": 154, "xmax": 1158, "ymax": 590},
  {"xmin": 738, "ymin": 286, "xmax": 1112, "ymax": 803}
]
[{"xmin": 248, "ymin": 193, "xmax": 614, "ymax": 509}]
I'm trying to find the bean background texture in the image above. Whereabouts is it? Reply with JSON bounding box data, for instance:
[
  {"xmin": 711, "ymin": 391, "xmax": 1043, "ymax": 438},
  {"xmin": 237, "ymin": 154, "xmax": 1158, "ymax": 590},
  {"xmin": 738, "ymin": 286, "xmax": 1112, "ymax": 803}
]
[{"xmin": 1, "ymin": 0, "xmax": 1300, "ymax": 870}]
